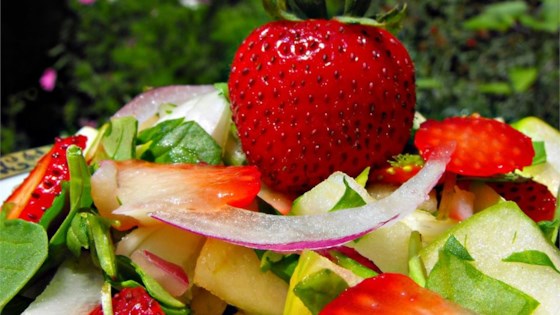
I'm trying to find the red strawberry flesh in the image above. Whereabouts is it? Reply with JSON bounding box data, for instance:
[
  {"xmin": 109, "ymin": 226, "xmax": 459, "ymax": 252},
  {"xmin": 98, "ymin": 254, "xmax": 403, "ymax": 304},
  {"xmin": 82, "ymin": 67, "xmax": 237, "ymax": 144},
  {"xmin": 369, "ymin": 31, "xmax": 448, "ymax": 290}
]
[
  {"xmin": 4, "ymin": 135, "xmax": 87, "ymax": 222},
  {"xmin": 489, "ymin": 180, "xmax": 556, "ymax": 222},
  {"xmin": 229, "ymin": 19, "xmax": 415, "ymax": 193},
  {"xmin": 414, "ymin": 116, "xmax": 535, "ymax": 177},
  {"xmin": 88, "ymin": 287, "xmax": 164, "ymax": 315}
]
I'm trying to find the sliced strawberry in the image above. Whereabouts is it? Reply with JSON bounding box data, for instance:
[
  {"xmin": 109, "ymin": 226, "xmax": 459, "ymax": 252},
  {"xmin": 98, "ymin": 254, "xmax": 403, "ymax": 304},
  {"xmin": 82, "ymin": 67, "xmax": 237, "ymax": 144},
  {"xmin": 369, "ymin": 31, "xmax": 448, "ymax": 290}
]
[
  {"xmin": 488, "ymin": 180, "xmax": 556, "ymax": 222},
  {"xmin": 370, "ymin": 154, "xmax": 424, "ymax": 185},
  {"xmin": 91, "ymin": 160, "xmax": 262, "ymax": 230},
  {"xmin": 319, "ymin": 273, "xmax": 471, "ymax": 315},
  {"xmin": 414, "ymin": 115, "xmax": 535, "ymax": 177},
  {"xmin": 4, "ymin": 135, "xmax": 87, "ymax": 222},
  {"xmin": 88, "ymin": 287, "xmax": 164, "ymax": 315}
]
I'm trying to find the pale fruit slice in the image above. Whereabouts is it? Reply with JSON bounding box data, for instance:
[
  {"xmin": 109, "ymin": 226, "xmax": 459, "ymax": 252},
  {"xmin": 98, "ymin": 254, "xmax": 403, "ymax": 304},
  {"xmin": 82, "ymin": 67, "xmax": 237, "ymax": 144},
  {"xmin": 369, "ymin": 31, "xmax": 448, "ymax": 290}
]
[
  {"xmin": 116, "ymin": 224, "xmax": 205, "ymax": 298},
  {"xmin": 512, "ymin": 116, "xmax": 560, "ymax": 194},
  {"xmin": 189, "ymin": 286, "xmax": 227, "ymax": 315},
  {"xmin": 193, "ymin": 238, "xmax": 288, "ymax": 315},
  {"xmin": 420, "ymin": 201, "xmax": 560, "ymax": 315},
  {"xmin": 155, "ymin": 90, "xmax": 232, "ymax": 149},
  {"xmin": 283, "ymin": 250, "xmax": 363, "ymax": 315},
  {"xmin": 22, "ymin": 256, "xmax": 104, "ymax": 315},
  {"xmin": 91, "ymin": 160, "xmax": 260, "ymax": 230},
  {"xmin": 291, "ymin": 171, "xmax": 373, "ymax": 215}
]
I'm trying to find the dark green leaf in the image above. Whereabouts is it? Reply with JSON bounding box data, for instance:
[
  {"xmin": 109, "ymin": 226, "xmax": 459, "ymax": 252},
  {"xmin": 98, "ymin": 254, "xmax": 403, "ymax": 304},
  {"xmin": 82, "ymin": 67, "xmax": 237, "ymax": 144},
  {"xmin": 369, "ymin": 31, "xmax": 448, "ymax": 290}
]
[
  {"xmin": 427, "ymin": 248, "xmax": 539, "ymax": 314},
  {"xmin": 39, "ymin": 181, "xmax": 69, "ymax": 232},
  {"xmin": 87, "ymin": 214, "xmax": 117, "ymax": 278},
  {"xmin": 538, "ymin": 219, "xmax": 559, "ymax": 244},
  {"xmin": 503, "ymin": 250, "xmax": 560, "ymax": 274},
  {"xmin": 329, "ymin": 250, "xmax": 377, "ymax": 278},
  {"xmin": 294, "ymin": 269, "xmax": 349, "ymax": 315},
  {"xmin": 102, "ymin": 116, "xmax": 138, "ymax": 161},
  {"xmin": 257, "ymin": 250, "xmax": 299, "ymax": 283},
  {"xmin": 443, "ymin": 235, "xmax": 474, "ymax": 261},
  {"xmin": 139, "ymin": 119, "xmax": 222, "ymax": 165},
  {"xmin": 66, "ymin": 213, "xmax": 90, "ymax": 257},
  {"xmin": 114, "ymin": 255, "xmax": 186, "ymax": 309},
  {"xmin": 0, "ymin": 216, "xmax": 49, "ymax": 309},
  {"xmin": 67, "ymin": 146, "xmax": 93, "ymax": 211},
  {"xmin": 330, "ymin": 178, "xmax": 367, "ymax": 211}
]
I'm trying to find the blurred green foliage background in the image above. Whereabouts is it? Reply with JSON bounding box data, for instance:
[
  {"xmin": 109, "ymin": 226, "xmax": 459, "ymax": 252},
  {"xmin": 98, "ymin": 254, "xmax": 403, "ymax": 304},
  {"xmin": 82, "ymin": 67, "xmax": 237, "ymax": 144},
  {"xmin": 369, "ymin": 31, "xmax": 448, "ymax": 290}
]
[{"xmin": 1, "ymin": 0, "xmax": 558, "ymax": 155}]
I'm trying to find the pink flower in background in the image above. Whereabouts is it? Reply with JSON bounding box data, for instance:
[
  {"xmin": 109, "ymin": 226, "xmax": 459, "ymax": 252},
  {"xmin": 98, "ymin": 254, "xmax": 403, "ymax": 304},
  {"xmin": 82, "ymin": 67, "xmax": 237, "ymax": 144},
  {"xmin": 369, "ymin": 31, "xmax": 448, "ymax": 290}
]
[
  {"xmin": 79, "ymin": 0, "xmax": 96, "ymax": 5},
  {"xmin": 39, "ymin": 68, "xmax": 57, "ymax": 92}
]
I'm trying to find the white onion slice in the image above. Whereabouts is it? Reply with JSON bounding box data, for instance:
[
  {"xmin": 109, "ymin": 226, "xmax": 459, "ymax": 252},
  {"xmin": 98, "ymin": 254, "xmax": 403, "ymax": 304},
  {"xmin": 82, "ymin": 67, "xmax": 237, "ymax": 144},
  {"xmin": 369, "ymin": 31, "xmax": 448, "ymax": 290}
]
[
  {"xmin": 150, "ymin": 145, "xmax": 454, "ymax": 252},
  {"xmin": 113, "ymin": 85, "xmax": 215, "ymax": 124}
]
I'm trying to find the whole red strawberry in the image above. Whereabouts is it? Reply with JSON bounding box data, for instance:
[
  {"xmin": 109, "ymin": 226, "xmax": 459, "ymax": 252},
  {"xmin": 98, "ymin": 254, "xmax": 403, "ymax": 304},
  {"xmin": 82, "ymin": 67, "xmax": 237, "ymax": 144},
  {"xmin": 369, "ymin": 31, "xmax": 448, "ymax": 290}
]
[
  {"xmin": 228, "ymin": 4, "xmax": 415, "ymax": 193},
  {"xmin": 489, "ymin": 180, "xmax": 556, "ymax": 222},
  {"xmin": 89, "ymin": 287, "xmax": 164, "ymax": 315}
]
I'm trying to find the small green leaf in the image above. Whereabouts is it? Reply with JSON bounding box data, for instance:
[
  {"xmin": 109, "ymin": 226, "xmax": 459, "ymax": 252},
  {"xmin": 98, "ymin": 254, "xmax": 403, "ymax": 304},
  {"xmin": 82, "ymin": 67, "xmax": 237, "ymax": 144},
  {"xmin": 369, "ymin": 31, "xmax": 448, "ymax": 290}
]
[
  {"xmin": 416, "ymin": 78, "xmax": 443, "ymax": 90},
  {"xmin": 427, "ymin": 245, "xmax": 540, "ymax": 314},
  {"xmin": 538, "ymin": 219, "xmax": 559, "ymax": 244},
  {"xmin": 478, "ymin": 82, "xmax": 512, "ymax": 95},
  {"xmin": 443, "ymin": 235, "xmax": 474, "ymax": 261},
  {"xmin": 503, "ymin": 250, "xmax": 560, "ymax": 274},
  {"xmin": 67, "ymin": 145, "xmax": 93, "ymax": 211},
  {"xmin": 114, "ymin": 255, "xmax": 185, "ymax": 309},
  {"xmin": 329, "ymin": 250, "xmax": 377, "ymax": 278},
  {"xmin": 408, "ymin": 231, "xmax": 427, "ymax": 287},
  {"xmin": 66, "ymin": 213, "xmax": 90, "ymax": 257},
  {"xmin": 102, "ymin": 116, "xmax": 138, "ymax": 161},
  {"xmin": 257, "ymin": 250, "xmax": 299, "ymax": 283},
  {"xmin": 531, "ymin": 141, "xmax": 547, "ymax": 165},
  {"xmin": 294, "ymin": 269, "xmax": 349, "ymax": 315},
  {"xmin": 39, "ymin": 181, "xmax": 69, "ymax": 231},
  {"xmin": 139, "ymin": 119, "xmax": 222, "ymax": 165},
  {"xmin": 331, "ymin": 178, "xmax": 367, "ymax": 211},
  {"xmin": 508, "ymin": 67, "xmax": 538, "ymax": 93},
  {"xmin": 87, "ymin": 214, "xmax": 117, "ymax": 279},
  {"xmin": 0, "ymin": 217, "xmax": 49, "ymax": 309},
  {"xmin": 354, "ymin": 167, "xmax": 370, "ymax": 187}
]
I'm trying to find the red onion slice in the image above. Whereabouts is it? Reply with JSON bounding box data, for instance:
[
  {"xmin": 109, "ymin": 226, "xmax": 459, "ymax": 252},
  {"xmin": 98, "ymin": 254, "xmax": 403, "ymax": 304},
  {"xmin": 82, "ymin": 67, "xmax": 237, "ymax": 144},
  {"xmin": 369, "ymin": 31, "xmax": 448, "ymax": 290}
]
[
  {"xmin": 113, "ymin": 85, "xmax": 215, "ymax": 124},
  {"xmin": 151, "ymin": 145, "xmax": 453, "ymax": 251}
]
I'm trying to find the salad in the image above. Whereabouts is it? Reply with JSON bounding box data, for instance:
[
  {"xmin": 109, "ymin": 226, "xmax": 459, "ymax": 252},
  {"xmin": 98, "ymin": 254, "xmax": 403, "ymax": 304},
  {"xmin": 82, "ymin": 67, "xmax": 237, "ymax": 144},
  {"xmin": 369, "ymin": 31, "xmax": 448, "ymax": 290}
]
[{"xmin": 1, "ymin": 1, "xmax": 559, "ymax": 315}]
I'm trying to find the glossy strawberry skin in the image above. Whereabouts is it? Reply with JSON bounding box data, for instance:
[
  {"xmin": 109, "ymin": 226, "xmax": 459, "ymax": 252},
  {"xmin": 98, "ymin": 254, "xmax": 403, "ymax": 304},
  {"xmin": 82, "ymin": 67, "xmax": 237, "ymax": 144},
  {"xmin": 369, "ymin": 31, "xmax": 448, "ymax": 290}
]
[
  {"xmin": 4, "ymin": 135, "xmax": 87, "ymax": 222},
  {"xmin": 88, "ymin": 287, "xmax": 164, "ymax": 315},
  {"xmin": 489, "ymin": 180, "xmax": 556, "ymax": 222},
  {"xmin": 319, "ymin": 273, "xmax": 470, "ymax": 315},
  {"xmin": 414, "ymin": 116, "xmax": 535, "ymax": 177},
  {"xmin": 229, "ymin": 19, "xmax": 415, "ymax": 193}
]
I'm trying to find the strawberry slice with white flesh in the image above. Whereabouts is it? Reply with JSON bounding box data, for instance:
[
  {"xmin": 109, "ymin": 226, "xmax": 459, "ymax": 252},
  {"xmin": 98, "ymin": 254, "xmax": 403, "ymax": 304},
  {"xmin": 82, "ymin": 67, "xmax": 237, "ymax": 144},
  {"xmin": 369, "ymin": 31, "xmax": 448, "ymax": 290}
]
[
  {"xmin": 3, "ymin": 135, "xmax": 87, "ymax": 222},
  {"xmin": 91, "ymin": 160, "xmax": 262, "ymax": 230}
]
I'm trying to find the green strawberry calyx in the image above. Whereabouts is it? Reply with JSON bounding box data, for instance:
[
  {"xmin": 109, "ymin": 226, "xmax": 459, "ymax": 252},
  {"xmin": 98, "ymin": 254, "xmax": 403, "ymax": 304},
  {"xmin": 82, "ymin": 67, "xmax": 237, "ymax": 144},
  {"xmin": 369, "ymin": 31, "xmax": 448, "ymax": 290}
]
[{"xmin": 263, "ymin": 0, "xmax": 407, "ymax": 32}]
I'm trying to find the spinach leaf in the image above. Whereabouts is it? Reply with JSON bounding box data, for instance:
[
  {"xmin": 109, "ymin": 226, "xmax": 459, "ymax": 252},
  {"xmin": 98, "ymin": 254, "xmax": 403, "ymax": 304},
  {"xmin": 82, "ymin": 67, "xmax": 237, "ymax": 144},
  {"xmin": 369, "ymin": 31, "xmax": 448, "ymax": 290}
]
[
  {"xmin": 538, "ymin": 219, "xmax": 559, "ymax": 244},
  {"xmin": 0, "ymin": 214, "xmax": 48, "ymax": 310},
  {"xmin": 101, "ymin": 116, "xmax": 138, "ymax": 161},
  {"xmin": 293, "ymin": 269, "xmax": 348, "ymax": 315},
  {"xmin": 331, "ymin": 178, "xmax": 367, "ymax": 211},
  {"xmin": 503, "ymin": 250, "xmax": 560, "ymax": 274},
  {"xmin": 426, "ymin": 237, "xmax": 540, "ymax": 315},
  {"xmin": 138, "ymin": 118, "xmax": 222, "ymax": 165},
  {"xmin": 114, "ymin": 255, "xmax": 186, "ymax": 310},
  {"xmin": 256, "ymin": 250, "xmax": 299, "ymax": 283},
  {"xmin": 38, "ymin": 181, "xmax": 69, "ymax": 232}
]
